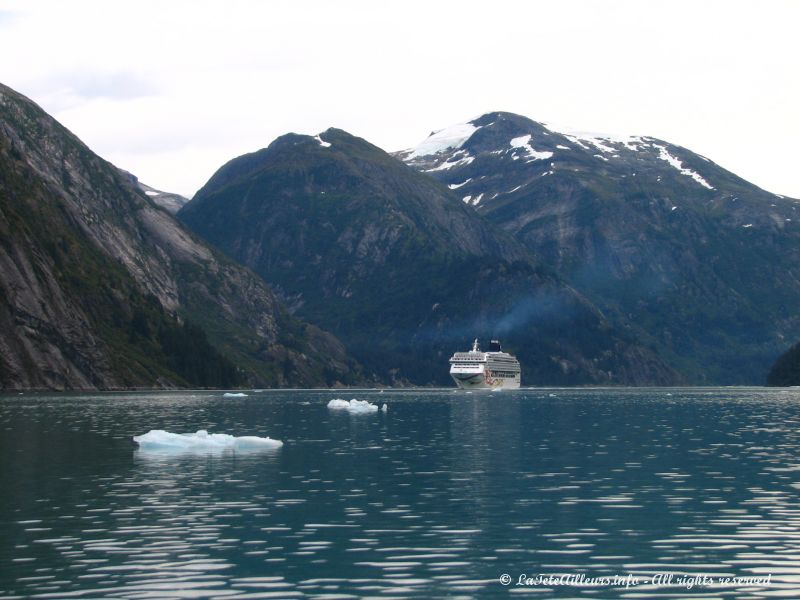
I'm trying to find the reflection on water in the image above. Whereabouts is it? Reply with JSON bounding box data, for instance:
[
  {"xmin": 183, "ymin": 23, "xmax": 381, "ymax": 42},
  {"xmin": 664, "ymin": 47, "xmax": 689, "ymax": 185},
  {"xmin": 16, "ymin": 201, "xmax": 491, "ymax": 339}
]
[{"xmin": 1, "ymin": 388, "xmax": 800, "ymax": 597}]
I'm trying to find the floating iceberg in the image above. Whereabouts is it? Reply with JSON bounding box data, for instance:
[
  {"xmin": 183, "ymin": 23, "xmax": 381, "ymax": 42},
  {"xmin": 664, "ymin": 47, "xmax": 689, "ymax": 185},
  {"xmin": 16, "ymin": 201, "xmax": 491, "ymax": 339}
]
[
  {"xmin": 223, "ymin": 392, "xmax": 248, "ymax": 397},
  {"xmin": 133, "ymin": 429, "xmax": 282, "ymax": 452},
  {"xmin": 327, "ymin": 398, "xmax": 381, "ymax": 414}
]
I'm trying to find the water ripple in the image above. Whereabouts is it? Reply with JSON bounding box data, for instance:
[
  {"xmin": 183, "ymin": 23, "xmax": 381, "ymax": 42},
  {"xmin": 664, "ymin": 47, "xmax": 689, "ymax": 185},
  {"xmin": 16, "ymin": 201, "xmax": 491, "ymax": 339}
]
[{"xmin": 2, "ymin": 388, "xmax": 800, "ymax": 597}]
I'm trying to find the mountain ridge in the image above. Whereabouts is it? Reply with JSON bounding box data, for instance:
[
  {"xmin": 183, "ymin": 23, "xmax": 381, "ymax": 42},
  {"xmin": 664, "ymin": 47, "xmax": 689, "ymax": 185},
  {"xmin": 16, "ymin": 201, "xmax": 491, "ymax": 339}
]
[
  {"xmin": 396, "ymin": 111, "xmax": 800, "ymax": 383},
  {"xmin": 179, "ymin": 127, "xmax": 681, "ymax": 386},
  {"xmin": 0, "ymin": 82, "xmax": 362, "ymax": 390}
]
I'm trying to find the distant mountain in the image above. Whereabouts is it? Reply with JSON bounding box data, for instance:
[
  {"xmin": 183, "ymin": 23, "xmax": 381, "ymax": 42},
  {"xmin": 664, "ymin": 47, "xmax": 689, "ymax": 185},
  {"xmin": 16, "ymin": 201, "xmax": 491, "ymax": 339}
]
[
  {"xmin": 179, "ymin": 128, "xmax": 680, "ymax": 385},
  {"xmin": 118, "ymin": 170, "xmax": 190, "ymax": 214},
  {"xmin": 0, "ymin": 82, "xmax": 361, "ymax": 390},
  {"xmin": 767, "ymin": 342, "xmax": 800, "ymax": 386},
  {"xmin": 397, "ymin": 112, "xmax": 800, "ymax": 383}
]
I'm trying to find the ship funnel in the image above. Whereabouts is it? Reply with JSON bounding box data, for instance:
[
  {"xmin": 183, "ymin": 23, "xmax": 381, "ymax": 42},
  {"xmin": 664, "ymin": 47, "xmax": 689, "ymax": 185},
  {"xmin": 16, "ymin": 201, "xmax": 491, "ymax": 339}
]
[{"xmin": 489, "ymin": 340, "xmax": 502, "ymax": 352}]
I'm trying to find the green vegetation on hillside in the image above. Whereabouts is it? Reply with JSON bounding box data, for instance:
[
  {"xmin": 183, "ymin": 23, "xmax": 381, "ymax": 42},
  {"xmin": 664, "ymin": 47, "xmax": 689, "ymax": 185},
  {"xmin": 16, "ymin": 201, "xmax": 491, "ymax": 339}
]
[
  {"xmin": 0, "ymin": 103, "xmax": 242, "ymax": 388},
  {"xmin": 180, "ymin": 128, "xmax": 679, "ymax": 386}
]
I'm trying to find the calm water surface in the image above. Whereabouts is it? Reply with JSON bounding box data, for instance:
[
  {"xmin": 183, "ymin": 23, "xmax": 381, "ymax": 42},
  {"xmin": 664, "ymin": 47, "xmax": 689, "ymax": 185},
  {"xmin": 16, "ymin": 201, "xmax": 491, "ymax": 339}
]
[{"xmin": 1, "ymin": 388, "xmax": 800, "ymax": 598}]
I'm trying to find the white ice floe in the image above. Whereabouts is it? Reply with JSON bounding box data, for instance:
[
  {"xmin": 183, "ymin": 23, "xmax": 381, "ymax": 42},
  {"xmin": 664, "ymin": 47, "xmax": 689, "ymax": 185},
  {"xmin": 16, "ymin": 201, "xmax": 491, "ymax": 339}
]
[
  {"xmin": 407, "ymin": 122, "xmax": 480, "ymax": 159},
  {"xmin": 327, "ymin": 398, "xmax": 381, "ymax": 414},
  {"xmin": 223, "ymin": 392, "xmax": 248, "ymax": 397},
  {"xmin": 133, "ymin": 429, "xmax": 283, "ymax": 452},
  {"xmin": 652, "ymin": 144, "xmax": 714, "ymax": 190}
]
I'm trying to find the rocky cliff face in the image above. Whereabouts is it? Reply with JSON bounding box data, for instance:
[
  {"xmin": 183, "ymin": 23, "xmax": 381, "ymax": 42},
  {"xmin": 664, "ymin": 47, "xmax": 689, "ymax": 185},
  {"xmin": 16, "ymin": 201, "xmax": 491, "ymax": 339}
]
[
  {"xmin": 118, "ymin": 170, "xmax": 190, "ymax": 214},
  {"xmin": 398, "ymin": 112, "xmax": 800, "ymax": 383},
  {"xmin": 179, "ymin": 128, "xmax": 680, "ymax": 385},
  {"xmin": 0, "ymin": 83, "xmax": 361, "ymax": 390}
]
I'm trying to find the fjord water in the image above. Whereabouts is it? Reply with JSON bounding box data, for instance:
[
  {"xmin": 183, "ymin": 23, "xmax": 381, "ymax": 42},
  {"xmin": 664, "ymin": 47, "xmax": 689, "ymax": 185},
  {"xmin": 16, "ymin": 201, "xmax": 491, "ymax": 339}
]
[{"xmin": 1, "ymin": 389, "xmax": 798, "ymax": 598}]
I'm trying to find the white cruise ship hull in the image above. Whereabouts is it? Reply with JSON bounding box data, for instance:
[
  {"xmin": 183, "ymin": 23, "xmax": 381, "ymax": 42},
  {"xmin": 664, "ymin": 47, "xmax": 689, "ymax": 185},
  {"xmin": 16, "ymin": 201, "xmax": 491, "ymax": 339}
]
[
  {"xmin": 449, "ymin": 339, "xmax": 521, "ymax": 390},
  {"xmin": 451, "ymin": 371, "xmax": 521, "ymax": 390}
]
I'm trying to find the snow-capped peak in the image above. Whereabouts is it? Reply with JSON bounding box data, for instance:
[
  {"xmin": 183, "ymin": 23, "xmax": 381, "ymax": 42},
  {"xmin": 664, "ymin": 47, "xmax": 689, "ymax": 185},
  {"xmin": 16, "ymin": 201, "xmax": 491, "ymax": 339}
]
[
  {"xmin": 543, "ymin": 123, "xmax": 648, "ymax": 153},
  {"xmin": 406, "ymin": 121, "xmax": 480, "ymax": 159}
]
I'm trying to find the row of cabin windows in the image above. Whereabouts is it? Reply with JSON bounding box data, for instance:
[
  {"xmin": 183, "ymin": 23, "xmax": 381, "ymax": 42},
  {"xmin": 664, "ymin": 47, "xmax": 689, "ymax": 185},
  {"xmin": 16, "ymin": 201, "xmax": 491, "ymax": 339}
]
[{"xmin": 453, "ymin": 364, "xmax": 520, "ymax": 374}]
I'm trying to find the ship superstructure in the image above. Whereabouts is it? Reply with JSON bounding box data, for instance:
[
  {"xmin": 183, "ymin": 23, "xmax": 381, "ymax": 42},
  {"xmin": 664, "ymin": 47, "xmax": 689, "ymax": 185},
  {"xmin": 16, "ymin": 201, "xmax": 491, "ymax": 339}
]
[{"xmin": 449, "ymin": 339, "xmax": 521, "ymax": 389}]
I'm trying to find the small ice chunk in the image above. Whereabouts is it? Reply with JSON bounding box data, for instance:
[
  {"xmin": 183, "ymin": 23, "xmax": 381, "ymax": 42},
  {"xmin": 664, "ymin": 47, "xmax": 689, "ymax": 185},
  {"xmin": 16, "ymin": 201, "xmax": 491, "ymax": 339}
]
[
  {"xmin": 133, "ymin": 429, "xmax": 283, "ymax": 452},
  {"xmin": 327, "ymin": 398, "xmax": 380, "ymax": 414},
  {"xmin": 223, "ymin": 392, "xmax": 248, "ymax": 397},
  {"xmin": 381, "ymin": 404, "xmax": 388, "ymax": 412}
]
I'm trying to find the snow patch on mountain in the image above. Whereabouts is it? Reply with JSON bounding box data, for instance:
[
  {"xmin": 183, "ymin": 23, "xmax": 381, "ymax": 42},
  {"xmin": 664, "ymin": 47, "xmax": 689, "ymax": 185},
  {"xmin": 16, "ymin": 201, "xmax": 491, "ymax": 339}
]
[
  {"xmin": 449, "ymin": 178, "xmax": 472, "ymax": 190},
  {"xmin": 137, "ymin": 181, "xmax": 190, "ymax": 214},
  {"xmin": 544, "ymin": 123, "xmax": 650, "ymax": 154},
  {"xmin": 408, "ymin": 122, "xmax": 480, "ymax": 158},
  {"xmin": 314, "ymin": 134, "xmax": 331, "ymax": 148},
  {"xmin": 509, "ymin": 135, "xmax": 553, "ymax": 161},
  {"xmin": 653, "ymin": 144, "xmax": 714, "ymax": 190},
  {"xmin": 424, "ymin": 151, "xmax": 475, "ymax": 172}
]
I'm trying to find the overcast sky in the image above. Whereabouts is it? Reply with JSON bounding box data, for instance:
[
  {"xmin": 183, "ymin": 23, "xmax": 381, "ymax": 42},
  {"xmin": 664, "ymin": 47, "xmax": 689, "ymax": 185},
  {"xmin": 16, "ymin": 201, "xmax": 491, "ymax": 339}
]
[{"xmin": 2, "ymin": 0, "xmax": 798, "ymax": 198}]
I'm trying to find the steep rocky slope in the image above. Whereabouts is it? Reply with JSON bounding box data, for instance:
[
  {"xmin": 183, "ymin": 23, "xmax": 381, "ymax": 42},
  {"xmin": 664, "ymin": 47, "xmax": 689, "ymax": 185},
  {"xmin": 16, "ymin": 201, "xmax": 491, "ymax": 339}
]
[
  {"xmin": 398, "ymin": 112, "xmax": 800, "ymax": 383},
  {"xmin": 0, "ymin": 82, "xmax": 360, "ymax": 390},
  {"xmin": 179, "ymin": 128, "xmax": 680, "ymax": 385},
  {"xmin": 119, "ymin": 169, "xmax": 190, "ymax": 214}
]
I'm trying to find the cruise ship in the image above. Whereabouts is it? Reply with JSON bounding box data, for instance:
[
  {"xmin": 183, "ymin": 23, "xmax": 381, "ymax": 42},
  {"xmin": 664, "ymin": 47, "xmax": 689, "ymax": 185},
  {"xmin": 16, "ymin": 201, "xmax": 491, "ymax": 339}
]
[{"xmin": 449, "ymin": 339, "xmax": 521, "ymax": 389}]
